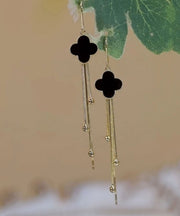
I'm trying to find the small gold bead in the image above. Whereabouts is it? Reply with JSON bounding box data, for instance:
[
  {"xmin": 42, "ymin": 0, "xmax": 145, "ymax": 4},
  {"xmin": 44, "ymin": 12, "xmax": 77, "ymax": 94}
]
[
  {"xmin": 88, "ymin": 98, "xmax": 95, "ymax": 104},
  {"xmin": 88, "ymin": 150, "xmax": 94, "ymax": 158},
  {"xmin": 105, "ymin": 136, "xmax": 110, "ymax": 142},
  {"xmin": 82, "ymin": 123, "xmax": 88, "ymax": 132},
  {"xmin": 109, "ymin": 185, "xmax": 115, "ymax": 193},
  {"xmin": 113, "ymin": 159, "xmax": 120, "ymax": 166}
]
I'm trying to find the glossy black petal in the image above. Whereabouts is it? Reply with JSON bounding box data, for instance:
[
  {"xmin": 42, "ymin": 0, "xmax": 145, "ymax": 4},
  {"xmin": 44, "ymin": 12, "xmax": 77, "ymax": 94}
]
[
  {"xmin": 78, "ymin": 35, "xmax": 90, "ymax": 44},
  {"xmin": 114, "ymin": 78, "xmax": 122, "ymax": 90},
  {"xmin": 95, "ymin": 71, "xmax": 122, "ymax": 98},
  {"xmin": 95, "ymin": 79, "xmax": 104, "ymax": 91},
  {"xmin": 103, "ymin": 71, "xmax": 114, "ymax": 80},
  {"xmin": 79, "ymin": 54, "xmax": 90, "ymax": 63},
  {"xmin": 70, "ymin": 44, "xmax": 79, "ymax": 56},
  {"xmin": 89, "ymin": 43, "xmax": 98, "ymax": 55},
  {"xmin": 103, "ymin": 89, "xmax": 115, "ymax": 98}
]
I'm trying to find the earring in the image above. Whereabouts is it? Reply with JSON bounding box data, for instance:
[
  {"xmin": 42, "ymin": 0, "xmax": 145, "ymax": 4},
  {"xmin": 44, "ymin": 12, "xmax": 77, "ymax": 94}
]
[
  {"xmin": 95, "ymin": 36, "xmax": 123, "ymax": 204},
  {"xmin": 70, "ymin": 0, "xmax": 98, "ymax": 169}
]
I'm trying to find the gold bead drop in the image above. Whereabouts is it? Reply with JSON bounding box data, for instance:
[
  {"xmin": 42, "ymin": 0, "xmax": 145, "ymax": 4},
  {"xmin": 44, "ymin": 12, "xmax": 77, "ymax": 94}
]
[
  {"xmin": 82, "ymin": 123, "xmax": 88, "ymax": 132},
  {"xmin": 88, "ymin": 97, "xmax": 95, "ymax": 104},
  {"xmin": 88, "ymin": 149, "xmax": 94, "ymax": 158},
  {"xmin": 109, "ymin": 185, "xmax": 116, "ymax": 193},
  {"xmin": 105, "ymin": 136, "xmax": 111, "ymax": 142},
  {"xmin": 113, "ymin": 159, "xmax": 120, "ymax": 166}
]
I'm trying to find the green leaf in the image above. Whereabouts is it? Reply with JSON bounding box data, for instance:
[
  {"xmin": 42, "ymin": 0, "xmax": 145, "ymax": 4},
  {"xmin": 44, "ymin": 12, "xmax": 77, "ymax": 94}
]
[
  {"xmin": 129, "ymin": 0, "xmax": 175, "ymax": 54},
  {"xmin": 173, "ymin": 0, "xmax": 180, "ymax": 52},
  {"xmin": 73, "ymin": 0, "xmax": 180, "ymax": 58}
]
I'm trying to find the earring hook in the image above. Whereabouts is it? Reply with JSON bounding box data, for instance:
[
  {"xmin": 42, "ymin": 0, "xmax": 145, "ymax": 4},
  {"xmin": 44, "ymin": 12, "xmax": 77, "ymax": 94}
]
[
  {"xmin": 80, "ymin": 0, "xmax": 86, "ymax": 35},
  {"xmin": 104, "ymin": 33, "xmax": 111, "ymax": 71}
]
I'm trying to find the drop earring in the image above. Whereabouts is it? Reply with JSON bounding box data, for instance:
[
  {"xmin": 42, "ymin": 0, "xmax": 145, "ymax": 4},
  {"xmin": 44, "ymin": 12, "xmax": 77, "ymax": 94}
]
[
  {"xmin": 95, "ymin": 36, "xmax": 123, "ymax": 204},
  {"xmin": 70, "ymin": 0, "xmax": 98, "ymax": 169}
]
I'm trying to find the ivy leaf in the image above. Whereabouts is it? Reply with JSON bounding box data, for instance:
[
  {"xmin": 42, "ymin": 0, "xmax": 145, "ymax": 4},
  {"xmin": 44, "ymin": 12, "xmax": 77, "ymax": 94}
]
[
  {"xmin": 173, "ymin": 0, "xmax": 180, "ymax": 53},
  {"xmin": 73, "ymin": 0, "xmax": 180, "ymax": 58},
  {"xmin": 128, "ymin": 0, "xmax": 175, "ymax": 54}
]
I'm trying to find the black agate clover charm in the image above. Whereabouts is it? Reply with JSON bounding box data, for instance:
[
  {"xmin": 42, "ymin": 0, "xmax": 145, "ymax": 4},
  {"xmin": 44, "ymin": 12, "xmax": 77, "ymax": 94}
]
[
  {"xmin": 70, "ymin": 35, "xmax": 97, "ymax": 63},
  {"xmin": 95, "ymin": 71, "xmax": 122, "ymax": 98}
]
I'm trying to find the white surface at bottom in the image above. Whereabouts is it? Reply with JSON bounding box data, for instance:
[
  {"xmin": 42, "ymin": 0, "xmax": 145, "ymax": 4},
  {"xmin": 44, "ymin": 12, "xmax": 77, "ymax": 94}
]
[{"xmin": 1, "ymin": 163, "xmax": 180, "ymax": 216}]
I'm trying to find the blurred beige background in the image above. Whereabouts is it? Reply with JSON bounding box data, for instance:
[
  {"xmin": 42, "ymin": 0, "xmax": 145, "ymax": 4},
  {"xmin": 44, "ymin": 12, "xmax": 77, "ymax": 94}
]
[{"xmin": 0, "ymin": 0, "xmax": 180, "ymax": 197}]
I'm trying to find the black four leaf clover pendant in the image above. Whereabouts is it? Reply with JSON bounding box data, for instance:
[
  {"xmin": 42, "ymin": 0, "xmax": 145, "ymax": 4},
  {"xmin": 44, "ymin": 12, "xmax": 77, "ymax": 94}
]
[
  {"xmin": 95, "ymin": 71, "xmax": 122, "ymax": 98},
  {"xmin": 70, "ymin": 35, "xmax": 97, "ymax": 63}
]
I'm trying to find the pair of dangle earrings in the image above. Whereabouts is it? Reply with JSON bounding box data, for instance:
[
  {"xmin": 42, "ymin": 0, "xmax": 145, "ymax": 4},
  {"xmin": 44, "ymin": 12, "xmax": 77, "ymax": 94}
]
[{"xmin": 70, "ymin": 1, "xmax": 122, "ymax": 205}]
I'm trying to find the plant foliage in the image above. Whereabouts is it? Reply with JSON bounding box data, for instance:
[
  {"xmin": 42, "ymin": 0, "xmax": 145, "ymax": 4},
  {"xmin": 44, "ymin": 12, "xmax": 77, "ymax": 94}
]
[{"xmin": 74, "ymin": 0, "xmax": 180, "ymax": 58}]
